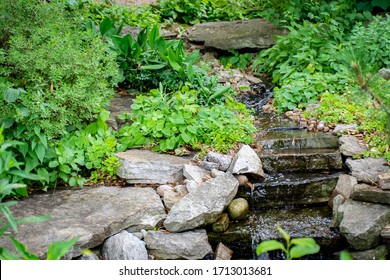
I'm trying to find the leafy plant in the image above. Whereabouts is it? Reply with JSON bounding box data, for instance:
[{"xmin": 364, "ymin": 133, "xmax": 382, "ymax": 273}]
[
  {"xmin": 220, "ymin": 50, "xmax": 255, "ymax": 71},
  {"xmin": 256, "ymin": 227, "xmax": 320, "ymax": 260}
]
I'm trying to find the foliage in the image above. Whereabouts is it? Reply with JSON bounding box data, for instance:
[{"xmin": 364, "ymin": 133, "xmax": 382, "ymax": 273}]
[
  {"xmin": 357, "ymin": 0, "xmax": 390, "ymax": 12},
  {"xmin": 119, "ymin": 85, "xmax": 255, "ymax": 153},
  {"xmin": 0, "ymin": 0, "xmax": 119, "ymax": 139},
  {"xmin": 256, "ymin": 227, "xmax": 320, "ymax": 260},
  {"xmin": 220, "ymin": 50, "xmax": 255, "ymax": 71}
]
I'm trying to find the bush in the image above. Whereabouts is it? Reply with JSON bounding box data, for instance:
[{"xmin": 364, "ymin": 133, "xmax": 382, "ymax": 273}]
[{"xmin": 0, "ymin": 0, "xmax": 120, "ymax": 139}]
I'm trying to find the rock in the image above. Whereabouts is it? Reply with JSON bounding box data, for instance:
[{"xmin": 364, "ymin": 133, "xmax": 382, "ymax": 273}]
[
  {"xmin": 379, "ymin": 173, "xmax": 390, "ymax": 190},
  {"xmin": 184, "ymin": 179, "xmax": 200, "ymax": 193},
  {"xmin": 211, "ymin": 168, "xmax": 225, "ymax": 178},
  {"xmin": 346, "ymin": 157, "xmax": 389, "ymax": 184},
  {"xmin": 332, "ymin": 124, "xmax": 358, "ymax": 134},
  {"xmin": 156, "ymin": 184, "xmax": 174, "ymax": 197},
  {"xmin": 227, "ymin": 198, "xmax": 249, "ymax": 220},
  {"xmin": 245, "ymin": 74, "xmax": 263, "ymax": 84},
  {"xmin": 339, "ymin": 135, "xmax": 368, "ymax": 157},
  {"xmin": 0, "ymin": 186, "xmax": 166, "ymax": 259},
  {"xmin": 351, "ymin": 183, "xmax": 390, "ymax": 205},
  {"xmin": 212, "ymin": 213, "xmax": 230, "ymax": 233},
  {"xmin": 379, "ymin": 68, "xmax": 390, "ymax": 80},
  {"xmin": 163, "ymin": 173, "xmax": 239, "ymax": 232},
  {"xmin": 330, "ymin": 194, "xmax": 345, "ymax": 228},
  {"xmin": 162, "ymin": 188, "xmax": 184, "ymax": 211},
  {"xmin": 174, "ymin": 185, "xmax": 188, "ymax": 196},
  {"xmin": 200, "ymin": 161, "xmax": 220, "ymax": 171},
  {"xmin": 350, "ymin": 245, "xmax": 388, "ymax": 260},
  {"xmin": 188, "ymin": 19, "xmax": 287, "ymax": 50},
  {"xmin": 144, "ymin": 229, "xmax": 212, "ymax": 260},
  {"xmin": 206, "ymin": 152, "xmax": 233, "ymax": 171},
  {"xmin": 328, "ymin": 174, "xmax": 357, "ymax": 208},
  {"xmin": 235, "ymin": 174, "xmax": 248, "ymax": 186},
  {"xmin": 337, "ymin": 199, "xmax": 390, "ymax": 250},
  {"xmin": 228, "ymin": 144, "xmax": 265, "ymax": 178},
  {"xmin": 183, "ymin": 164, "xmax": 210, "ymax": 184},
  {"xmin": 102, "ymin": 231, "xmax": 148, "ymax": 260},
  {"xmin": 381, "ymin": 225, "xmax": 390, "ymax": 240},
  {"xmin": 116, "ymin": 149, "xmax": 191, "ymax": 184},
  {"xmin": 214, "ymin": 243, "xmax": 233, "ymax": 260},
  {"xmin": 78, "ymin": 252, "xmax": 100, "ymax": 260},
  {"xmin": 107, "ymin": 95, "xmax": 133, "ymax": 130}
]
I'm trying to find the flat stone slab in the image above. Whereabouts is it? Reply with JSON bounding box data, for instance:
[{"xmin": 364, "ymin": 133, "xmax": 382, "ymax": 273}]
[
  {"xmin": 339, "ymin": 135, "xmax": 368, "ymax": 157},
  {"xmin": 346, "ymin": 157, "xmax": 389, "ymax": 184},
  {"xmin": 0, "ymin": 186, "xmax": 166, "ymax": 259},
  {"xmin": 351, "ymin": 183, "xmax": 390, "ymax": 205},
  {"xmin": 188, "ymin": 19, "xmax": 287, "ymax": 50},
  {"xmin": 116, "ymin": 149, "xmax": 192, "ymax": 184}
]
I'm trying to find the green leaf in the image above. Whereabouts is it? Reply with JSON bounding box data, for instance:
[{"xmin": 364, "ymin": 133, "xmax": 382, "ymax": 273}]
[
  {"xmin": 339, "ymin": 249, "xmax": 352, "ymax": 260},
  {"xmin": 0, "ymin": 206, "xmax": 18, "ymax": 232},
  {"xmin": 68, "ymin": 177, "xmax": 77, "ymax": 187},
  {"xmin": 46, "ymin": 238, "xmax": 79, "ymax": 260},
  {"xmin": 48, "ymin": 161, "xmax": 59, "ymax": 168},
  {"xmin": 140, "ymin": 64, "xmax": 166, "ymax": 70},
  {"xmin": 3, "ymin": 88, "xmax": 21, "ymax": 103},
  {"xmin": 289, "ymin": 238, "xmax": 320, "ymax": 259},
  {"xmin": 0, "ymin": 247, "xmax": 21, "ymax": 260},
  {"xmin": 277, "ymin": 226, "xmax": 291, "ymax": 244},
  {"xmin": 34, "ymin": 143, "xmax": 46, "ymax": 163},
  {"xmin": 256, "ymin": 240, "xmax": 286, "ymax": 256},
  {"xmin": 100, "ymin": 17, "xmax": 114, "ymax": 37},
  {"xmin": 181, "ymin": 132, "xmax": 192, "ymax": 143},
  {"xmin": 8, "ymin": 235, "xmax": 39, "ymax": 260}
]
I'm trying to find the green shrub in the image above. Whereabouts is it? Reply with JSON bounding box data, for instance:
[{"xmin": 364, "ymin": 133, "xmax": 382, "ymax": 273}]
[
  {"xmin": 119, "ymin": 86, "xmax": 255, "ymax": 153},
  {"xmin": 0, "ymin": 0, "xmax": 119, "ymax": 139}
]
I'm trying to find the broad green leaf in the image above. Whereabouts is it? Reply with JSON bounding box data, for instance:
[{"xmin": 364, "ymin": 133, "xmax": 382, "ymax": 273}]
[
  {"xmin": 3, "ymin": 88, "xmax": 21, "ymax": 103},
  {"xmin": 34, "ymin": 127, "xmax": 48, "ymax": 149},
  {"xmin": 181, "ymin": 132, "xmax": 192, "ymax": 143},
  {"xmin": 34, "ymin": 143, "xmax": 46, "ymax": 163},
  {"xmin": 140, "ymin": 64, "xmax": 166, "ymax": 70},
  {"xmin": 46, "ymin": 238, "xmax": 79, "ymax": 260},
  {"xmin": 8, "ymin": 235, "xmax": 39, "ymax": 260},
  {"xmin": 9, "ymin": 169, "xmax": 41, "ymax": 181},
  {"xmin": 0, "ymin": 247, "xmax": 21, "ymax": 260},
  {"xmin": 100, "ymin": 18, "xmax": 113, "ymax": 37},
  {"xmin": 48, "ymin": 161, "xmax": 59, "ymax": 168},
  {"xmin": 68, "ymin": 177, "xmax": 77, "ymax": 187},
  {"xmin": 256, "ymin": 240, "xmax": 286, "ymax": 256},
  {"xmin": 289, "ymin": 238, "xmax": 320, "ymax": 259},
  {"xmin": 277, "ymin": 226, "xmax": 291, "ymax": 244},
  {"xmin": 339, "ymin": 249, "xmax": 352, "ymax": 260}
]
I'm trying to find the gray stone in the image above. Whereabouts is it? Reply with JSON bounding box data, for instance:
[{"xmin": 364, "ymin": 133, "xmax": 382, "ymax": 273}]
[
  {"xmin": 163, "ymin": 173, "xmax": 239, "ymax": 232},
  {"xmin": 332, "ymin": 124, "xmax": 358, "ymax": 134},
  {"xmin": 102, "ymin": 231, "xmax": 148, "ymax": 260},
  {"xmin": 214, "ymin": 243, "xmax": 233, "ymax": 260},
  {"xmin": 379, "ymin": 173, "xmax": 390, "ymax": 190},
  {"xmin": 184, "ymin": 179, "xmax": 200, "ymax": 193},
  {"xmin": 227, "ymin": 198, "xmax": 249, "ymax": 220},
  {"xmin": 339, "ymin": 135, "xmax": 368, "ymax": 157},
  {"xmin": 337, "ymin": 199, "xmax": 390, "ymax": 250},
  {"xmin": 106, "ymin": 95, "xmax": 133, "ymax": 130},
  {"xmin": 144, "ymin": 229, "xmax": 212, "ymax": 260},
  {"xmin": 78, "ymin": 252, "xmax": 100, "ymax": 260},
  {"xmin": 350, "ymin": 245, "xmax": 388, "ymax": 260},
  {"xmin": 162, "ymin": 188, "xmax": 184, "ymax": 211},
  {"xmin": 346, "ymin": 157, "xmax": 389, "ymax": 184},
  {"xmin": 200, "ymin": 161, "xmax": 220, "ymax": 171},
  {"xmin": 156, "ymin": 184, "xmax": 174, "ymax": 197},
  {"xmin": 381, "ymin": 225, "xmax": 390, "ymax": 239},
  {"xmin": 245, "ymin": 74, "xmax": 263, "ymax": 84},
  {"xmin": 206, "ymin": 152, "xmax": 233, "ymax": 171},
  {"xmin": 188, "ymin": 19, "xmax": 287, "ymax": 50},
  {"xmin": 351, "ymin": 183, "xmax": 390, "ymax": 205},
  {"xmin": 116, "ymin": 149, "xmax": 191, "ymax": 184},
  {"xmin": 183, "ymin": 164, "xmax": 210, "ymax": 184},
  {"xmin": 330, "ymin": 194, "xmax": 345, "ymax": 228},
  {"xmin": 228, "ymin": 145, "xmax": 264, "ymax": 178},
  {"xmin": 328, "ymin": 174, "xmax": 357, "ymax": 208},
  {"xmin": 379, "ymin": 68, "xmax": 390, "ymax": 80},
  {"xmin": 0, "ymin": 186, "xmax": 166, "ymax": 259},
  {"xmin": 174, "ymin": 185, "xmax": 188, "ymax": 197},
  {"xmin": 211, "ymin": 169, "xmax": 225, "ymax": 178}
]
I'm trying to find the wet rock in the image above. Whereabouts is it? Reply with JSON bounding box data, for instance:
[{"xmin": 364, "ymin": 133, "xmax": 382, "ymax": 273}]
[
  {"xmin": 381, "ymin": 225, "xmax": 390, "ymax": 240},
  {"xmin": 228, "ymin": 198, "xmax": 249, "ymax": 220},
  {"xmin": 206, "ymin": 151, "xmax": 233, "ymax": 171},
  {"xmin": 332, "ymin": 124, "xmax": 358, "ymax": 134},
  {"xmin": 188, "ymin": 19, "xmax": 287, "ymax": 50},
  {"xmin": 0, "ymin": 186, "xmax": 166, "ymax": 259},
  {"xmin": 228, "ymin": 144, "xmax": 264, "ymax": 178},
  {"xmin": 379, "ymin": 68, "xmax": 390, "ymax": 80},
  {"xmin": 116, "ymin": 149, "xmax": 191, "ymax": 184},
  {"xmin": 144, "ymin": 229, "xmax": 212, "ymax": 260},
  {"xmin": 337, "ymin": 199, "xmax": 390, "ymax": 250},
  {"xmin": 351, "ymin": 183, "xmax": 390, "ymax": 205},
  {"xmin": 212, "ymin": 213, "xmax": 230, "ymax": 233},
  {"xmin": 379, "ymin": 173, "xmax": 390, "ymax": 190},
  {"xmin": 183, "ymin": 164, "xmax": 210, "ymax": 184},
  {"xmin": 163, "ymin": 173, "xmax": 239, "ymax": 232},
  {"xmin": 102, "ymin": 231, "xmax": 148, "ymax": 260},
  {"xmin": 330, "ymin": 194, "xmax": 345, "ymax": 228},
  {"xmin": 214, "ymin": 243, "xmax": 233, "ymax": 260},
  {"xmin": 339, "ymin": 135, "xmax": 368, "ymax": 157},
  {"xmin": 350, "ymin": 245, "xmax": 388, "ymax": 260},
  {"xmin": 346, "ymin": 157, "xmax": 389, "ymax": 184},
  {"xmin": 328, "ymin": 174, "xmax": 357, "ymax": 208}
]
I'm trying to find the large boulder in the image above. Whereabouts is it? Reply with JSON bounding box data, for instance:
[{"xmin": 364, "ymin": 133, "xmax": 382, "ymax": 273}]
[
  {"xmin": 116, "ymin": 149, "xmax": 191, "ymax": 184},
  {"xmin": 337, "ymin": 199, "xmax": 390, "ymax": 250},
  {"xmin": 144, "ymin": 229, "xmax": 212, "ymax": 260},
  {"xmin": 163, "ymin": 173, "xmax": 239, "ymax": 232},
  {"xmin": 0, "ymin": 186, "xmax": 166, "ymax": 259},
  {"xmin": 102, "ymin": 231, "xmax": 148, "ymax": 260},
  {"xmin": 345, "ymin": 157, "xmax": 389, "ymax": 184},
  {"xmin": 188, "ymin": 19, "xmax": 287, "ymax": 50}
]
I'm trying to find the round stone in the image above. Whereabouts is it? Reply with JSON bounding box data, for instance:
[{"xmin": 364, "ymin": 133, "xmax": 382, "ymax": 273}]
[{"xmin": 227, "ymin": 198, "xmax": 249, "ymax": 220}]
